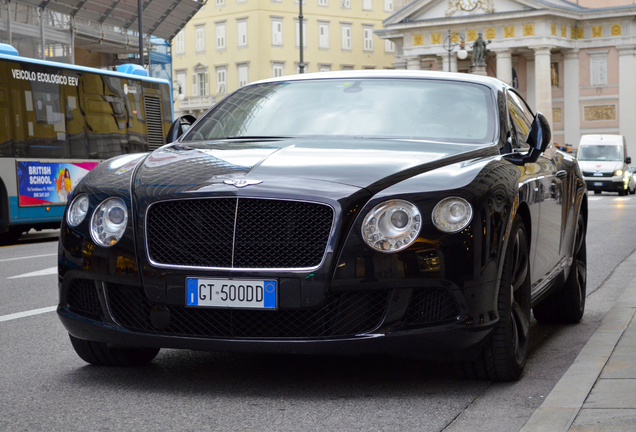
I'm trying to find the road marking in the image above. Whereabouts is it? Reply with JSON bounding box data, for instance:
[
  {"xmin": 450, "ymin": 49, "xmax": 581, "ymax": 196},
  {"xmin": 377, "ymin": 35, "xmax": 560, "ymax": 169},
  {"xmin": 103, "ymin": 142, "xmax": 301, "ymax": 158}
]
[
  {"xmin": 0, "ymin": 306, "xmax": 57, "ymax": 323},
  {"xmin": 0, "ymin": 253, "xmax": 56, "ymax": 263},
  {"xmin": 7, "ymin": 266, "xmax": 57, "ymax": 279}
]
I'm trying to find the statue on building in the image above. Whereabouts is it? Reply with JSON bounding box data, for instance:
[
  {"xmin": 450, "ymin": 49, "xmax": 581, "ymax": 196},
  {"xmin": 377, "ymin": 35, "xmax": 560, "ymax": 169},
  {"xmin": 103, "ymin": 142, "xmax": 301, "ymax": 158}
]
[
  {"xmin": 551, "ymin": 63, "xmax": 559, "ymax": 87},
  {"xmin": 471, "ymin": 33, "xmax": 490, "ymax": 66}
]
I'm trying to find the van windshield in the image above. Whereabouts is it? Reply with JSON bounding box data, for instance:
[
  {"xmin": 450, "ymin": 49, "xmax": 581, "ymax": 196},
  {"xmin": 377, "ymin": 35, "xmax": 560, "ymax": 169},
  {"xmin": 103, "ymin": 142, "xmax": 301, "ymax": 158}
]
[{"xmin": 577, "ymin": 145, "xmax": 623, "ymax": 161}]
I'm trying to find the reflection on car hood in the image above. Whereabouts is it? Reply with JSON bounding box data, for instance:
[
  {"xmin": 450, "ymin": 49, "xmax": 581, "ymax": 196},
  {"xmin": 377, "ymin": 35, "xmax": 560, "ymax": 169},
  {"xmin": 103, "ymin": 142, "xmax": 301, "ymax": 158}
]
[
  {"xmin": 578, "ymin": 160, "xmax": 623, "ymax": 173},
  {"xmin": 135, "ymin": 138, "xmax": 500, "ymax": 193}
]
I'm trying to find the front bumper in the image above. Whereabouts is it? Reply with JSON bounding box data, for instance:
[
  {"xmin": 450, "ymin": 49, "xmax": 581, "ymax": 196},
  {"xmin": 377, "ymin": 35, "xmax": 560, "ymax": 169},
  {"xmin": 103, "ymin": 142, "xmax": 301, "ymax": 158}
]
[
  {"xmin": 58, "ymin": 276, "xmax": 500, "ymax": 361},
  {"xmin": 583, "ymin": 175, "xmax": 626, "ymax": 192}
]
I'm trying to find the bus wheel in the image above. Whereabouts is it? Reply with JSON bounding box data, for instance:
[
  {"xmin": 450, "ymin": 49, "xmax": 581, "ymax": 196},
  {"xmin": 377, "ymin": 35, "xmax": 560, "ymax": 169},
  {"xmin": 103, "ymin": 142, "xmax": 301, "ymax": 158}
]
[{"xmin": 0, "ymin": 228, "xmax": 23, "ymax": 245}]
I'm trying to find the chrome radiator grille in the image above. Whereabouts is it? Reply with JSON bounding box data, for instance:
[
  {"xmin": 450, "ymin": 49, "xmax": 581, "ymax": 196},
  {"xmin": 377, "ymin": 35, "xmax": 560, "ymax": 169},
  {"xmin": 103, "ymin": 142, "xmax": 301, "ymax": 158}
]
[{"xmin": 146, "ymin": 198, "xmax": 334, "ymax": 269}]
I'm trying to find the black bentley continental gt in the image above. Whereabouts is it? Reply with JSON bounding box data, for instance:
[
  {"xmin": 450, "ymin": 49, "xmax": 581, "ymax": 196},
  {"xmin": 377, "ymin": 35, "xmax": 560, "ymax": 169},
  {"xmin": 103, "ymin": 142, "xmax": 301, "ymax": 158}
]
[{"xmin": 58, "ymin": 71, "xmax": 587, "ymax": 381}]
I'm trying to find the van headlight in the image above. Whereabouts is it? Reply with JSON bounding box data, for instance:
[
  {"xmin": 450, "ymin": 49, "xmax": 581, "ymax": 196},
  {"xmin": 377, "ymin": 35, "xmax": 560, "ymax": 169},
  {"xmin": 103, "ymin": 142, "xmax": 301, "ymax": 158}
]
[
  {"xmin": 90, "ymin": 197, "xmax": 128, "ymax": 247},
  {"xmin": 362, "ymin": 199, "xmax": 421, "ymax": 252},
  {"xmin": 432, "ymin": 197, "xmax": 473, "ymax": 233},
  {"xmin": 615, "ymin": 169, "xmax": 624, "ymax": 177}
]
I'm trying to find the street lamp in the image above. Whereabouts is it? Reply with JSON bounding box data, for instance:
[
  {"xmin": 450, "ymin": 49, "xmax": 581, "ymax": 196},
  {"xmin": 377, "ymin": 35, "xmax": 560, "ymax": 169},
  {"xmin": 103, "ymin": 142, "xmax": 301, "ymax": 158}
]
[
  {"xmin": 174, "ymin": 81, "xmax": 185, "ymax": 101},
  {"xmin": 443, "ymin": 30, "xmax": 467, "ymax": 72},
  {"xmin": 298, "ymin": 0, "xmax": 305, "ymax": 73}
]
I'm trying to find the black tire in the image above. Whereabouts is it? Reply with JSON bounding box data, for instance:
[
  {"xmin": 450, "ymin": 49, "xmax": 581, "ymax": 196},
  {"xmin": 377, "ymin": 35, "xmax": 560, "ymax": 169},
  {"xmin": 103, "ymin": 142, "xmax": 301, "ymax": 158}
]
[
  {"xmin": 533, "ymin": 212, "xmax": 586, "ymax": 324},
  {"xmin": 0, "ymin": 227, "xmax": 23, "ymax": 245},
  {"xmin": 619, "ymin": 188, "xmax": 627, "ymax": 196},
  {"xmin": 454, "ymin": 216, "xmax": 531, "ymax": 381},
  {"xmin": 69, "ymin": 335, "xmax": 160, "ymax": 366},
  {"xmin": 593, "ymin": 190, "xmax": 601, "ymax": 195}
]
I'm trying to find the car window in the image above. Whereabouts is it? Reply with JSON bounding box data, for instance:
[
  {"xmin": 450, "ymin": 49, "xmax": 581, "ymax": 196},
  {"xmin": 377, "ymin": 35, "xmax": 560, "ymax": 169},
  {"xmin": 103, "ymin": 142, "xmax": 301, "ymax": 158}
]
[
  {"xmin": 183, "ymin": 78, "xmax": 497, "ymax": 144},
  {"xmin": 506, "ymin": 91, "xmax": 534, "ymax": 146}
]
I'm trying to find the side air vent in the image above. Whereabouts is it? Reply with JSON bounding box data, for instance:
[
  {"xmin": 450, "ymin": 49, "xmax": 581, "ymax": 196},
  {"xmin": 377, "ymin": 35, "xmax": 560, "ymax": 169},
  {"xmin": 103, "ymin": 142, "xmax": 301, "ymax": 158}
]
[{"xmin": 144, "ymin": 96, "xmax": 164, "ymax": 150}]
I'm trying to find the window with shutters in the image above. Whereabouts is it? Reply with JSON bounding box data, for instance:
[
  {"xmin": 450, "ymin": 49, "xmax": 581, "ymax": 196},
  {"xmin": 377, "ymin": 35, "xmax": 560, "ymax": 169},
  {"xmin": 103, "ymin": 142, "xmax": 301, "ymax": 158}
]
[
  {"xmin": 238, "ymin": 64, "xmax": 249, "ymax": 87},
  {"xmin": 318, "ymin": 22, "xmax": 329, "ymax": 49},
  {"xmin": 272, "ymin": 62, "xmax": 284, "ymax": 77},
  {"xmin": 215, "ymin": 0, "xmax": 224, "ymax": 6},
  {"xmin": 590, "ymin": 52, "xmax": 608, "ymax": 86},
  {"xmin": 341, "ymin": 24, "xmax": 352, "ymax": 50},
  {"xmin": 319, "ymin": 64, "xmax": 331, "ymax": 72},
  {"xmin": 363, "ymin": 26, "xmax": 373, "ymax": 51},
  {"xmin": 384, "ymin": 39, "xmax": 395, "ymax": 53},
  {"xmin": 216, "ymin": 22, "xmax": 226, "ymax": 50},
  {"xmin": 192, "ymin": 70, "xmax": 209, "ymax": 96},
  {"xmin": 318, "ymin": 0, "xmax": 328, "ymax": 6},
  {"xmin": 272, "ymin": 19, "xmax": 283, "ymax": 46},
  {"xmin": 295, "ymin": 19, "xmax": 307, "ymax": 48},
  {"xmin": 363, "ymin": 0, "xmax": 372, "ymax": 11},
  {"xmin": 237, "ymin": 19, "xmax": 248, "ymax": 47},
  {"xmin": 216, "ymin": 67, "xmax": 227, "ymax": 93},
  {"xmin": 175, "ymin": 30, "xmax": 185, "ymax": 54},
  {"xmin": 384, "ymin": 0, "xmax": 393, "ymax": 12},
  {"xmin": 195, "ymin": 26, "xmax": 205, "ymax": 52},
  {"xmin": 341, "ymin": 0, "xmax": 350, "ymax": 9}
]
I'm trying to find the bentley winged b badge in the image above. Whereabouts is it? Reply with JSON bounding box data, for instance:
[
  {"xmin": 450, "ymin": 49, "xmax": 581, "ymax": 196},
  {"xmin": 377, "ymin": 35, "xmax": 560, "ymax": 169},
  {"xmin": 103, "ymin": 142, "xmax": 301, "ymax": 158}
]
[{"xmin": 223, "ymin": 179, "xmax": 263, "ymax": 188}]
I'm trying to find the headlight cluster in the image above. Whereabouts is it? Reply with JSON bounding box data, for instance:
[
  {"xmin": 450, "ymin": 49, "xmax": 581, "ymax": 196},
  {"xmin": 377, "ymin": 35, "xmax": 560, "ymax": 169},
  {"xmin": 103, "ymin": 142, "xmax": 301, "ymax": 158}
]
[
  {"xmin": 361, "ymin": 197, "xmax": 473, "ymax": 253},
  {"xmin": 361, "ymin": 200, "xmax": 421, "ymax": 252},
  {"xmin": 90, "ymin": 198, "xmax": 128, "ymax": 247},
  {"xmin": 67, "ymin": 194, "xmax": 89, "ymax": 227},
  {"xmin": 67, "ymin": 194, "xmax": 128, "ymax": 247},
  {"xmin": 615, "ymin": 169, "xmax": 624, "ymax": 177},
  {"xmin": 432, "ymin": 197, "xmax": 473, "ymax": 233}
]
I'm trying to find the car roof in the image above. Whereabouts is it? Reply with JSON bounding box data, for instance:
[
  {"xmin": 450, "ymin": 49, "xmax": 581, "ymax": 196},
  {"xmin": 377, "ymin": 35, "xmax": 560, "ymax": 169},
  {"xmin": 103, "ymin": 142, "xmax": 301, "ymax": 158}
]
[{"xmin": 250, "ymin": 69, "xmax": 508, "ymax": 92}]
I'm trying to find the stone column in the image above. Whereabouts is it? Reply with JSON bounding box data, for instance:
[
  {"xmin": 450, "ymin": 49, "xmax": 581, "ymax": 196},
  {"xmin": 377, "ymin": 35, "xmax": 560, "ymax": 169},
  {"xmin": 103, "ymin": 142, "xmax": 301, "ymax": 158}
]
[
  {"xmin": 526, "ymin": 55, "xmax": 536, "ymax": 111},
  {"xmin": 533, "ymin": 46, "xmax": 553, "ymax": 126},
  {"xmin": 406, "ymin": 56, "xmax": 422, "ymax": 70},
  {"xmin": 393, "ymin": 58, "xmax": 407, "ymax": 70},
  {"xmin": 563, "ymin": 49, "xmax": 580, "ymax": 146},
  {"xmin": 494, "ymin": 49, "xmax": 513, "ymax": 86},
  {"xmin": 619, "ymin": 46, "xmax": 636, "ymax": 158}
]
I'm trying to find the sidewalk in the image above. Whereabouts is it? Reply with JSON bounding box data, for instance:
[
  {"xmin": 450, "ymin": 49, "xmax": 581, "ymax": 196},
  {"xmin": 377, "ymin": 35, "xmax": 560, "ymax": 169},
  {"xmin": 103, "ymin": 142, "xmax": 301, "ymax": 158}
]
[{"xmin": 520, "ymin": 274, "xmax": 636, "ymax": 431}]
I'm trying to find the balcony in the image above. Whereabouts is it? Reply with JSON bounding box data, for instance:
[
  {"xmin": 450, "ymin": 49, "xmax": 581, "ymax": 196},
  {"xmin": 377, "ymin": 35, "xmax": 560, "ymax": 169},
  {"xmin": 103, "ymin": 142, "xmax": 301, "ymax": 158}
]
[{"xmin": 176, "ymin": 95, "xmax": 219, "ymax": 115}]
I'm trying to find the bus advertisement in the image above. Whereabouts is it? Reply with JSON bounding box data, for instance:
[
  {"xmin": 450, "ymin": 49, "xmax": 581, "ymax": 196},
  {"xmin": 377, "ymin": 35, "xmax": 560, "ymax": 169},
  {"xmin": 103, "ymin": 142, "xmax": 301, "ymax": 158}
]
[{"xmin": 0, "ymin": 43, "xmax": 173, "ymax": 243}]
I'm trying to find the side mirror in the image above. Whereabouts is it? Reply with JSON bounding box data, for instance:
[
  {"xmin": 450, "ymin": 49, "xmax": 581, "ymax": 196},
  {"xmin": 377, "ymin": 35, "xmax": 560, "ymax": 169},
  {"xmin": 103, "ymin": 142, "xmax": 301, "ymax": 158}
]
[
  {"xmin": 166, "ymin": 115, "xmax": 197, "ymax": 143},
  {"xmin": 503, "ymin": 112, "xmax": 551, "ymax": 166},
  {"xmin": 627, "ymin": 156, "xmax": 632, "ymax": 164}
]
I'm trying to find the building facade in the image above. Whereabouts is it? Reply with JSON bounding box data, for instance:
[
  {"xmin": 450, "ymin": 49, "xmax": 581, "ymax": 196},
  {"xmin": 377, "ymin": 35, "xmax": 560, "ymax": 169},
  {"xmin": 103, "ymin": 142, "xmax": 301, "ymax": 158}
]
[
  {"xmin": 173, "ymin": 0, "xmax": 399, "ymax": 116},
  {"xmin": 378, "ymin": 0, "xmax": 636, "ymax": 154}
]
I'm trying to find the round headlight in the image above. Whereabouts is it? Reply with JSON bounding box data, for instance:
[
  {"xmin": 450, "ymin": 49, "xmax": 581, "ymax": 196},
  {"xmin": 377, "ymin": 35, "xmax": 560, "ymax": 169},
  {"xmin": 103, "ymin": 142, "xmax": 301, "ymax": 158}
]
[
  {"xmin": 67, "ymin": 194, "xmax": 89, "ymax": 227},
  {"xmin": 432, "ymin": 197, "xmax": 473, "ymax": 233},
  {"xmin": 90, "ymin": 197, "xmax": 128, "ymax": 247},
  {"xmin": 362, "ymin": 199, "xmax": 421, "ymax": 252},
  {"xmin": 615, "ymin": 169, "xmax": 624, "ymax": 177}
]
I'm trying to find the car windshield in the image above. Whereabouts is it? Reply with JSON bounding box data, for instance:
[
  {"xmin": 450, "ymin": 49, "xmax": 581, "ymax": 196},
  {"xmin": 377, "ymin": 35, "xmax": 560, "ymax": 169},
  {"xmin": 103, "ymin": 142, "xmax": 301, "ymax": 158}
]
[
  {"xmin": 182, "ymin": 78, "xmax": 496, "ymax": 143},
  {"xmin": 577, "ymin": 145, "xmax": 623, "ymax": 161}
]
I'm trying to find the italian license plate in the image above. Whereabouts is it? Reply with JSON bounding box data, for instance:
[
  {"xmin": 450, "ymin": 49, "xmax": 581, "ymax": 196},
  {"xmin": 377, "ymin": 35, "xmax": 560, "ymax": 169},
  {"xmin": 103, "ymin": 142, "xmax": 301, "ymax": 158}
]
[
  {"xmin": 186, "ymin": 278, "xmax": 277, "ymax": 309},
  {"xmin": 593, "ymin": 182, "xmax": 603, "ymax": 186}
]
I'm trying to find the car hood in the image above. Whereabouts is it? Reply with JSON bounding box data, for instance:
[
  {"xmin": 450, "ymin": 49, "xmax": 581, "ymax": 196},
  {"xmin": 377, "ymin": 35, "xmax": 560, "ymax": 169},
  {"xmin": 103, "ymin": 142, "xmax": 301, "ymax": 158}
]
[
  {"xmin": 578, "ymin": 160, "xmax": 623, "ymax": 173},
  {"xmin": 133, "ymin": 138, "xmax": 500, "ymax": 195}
]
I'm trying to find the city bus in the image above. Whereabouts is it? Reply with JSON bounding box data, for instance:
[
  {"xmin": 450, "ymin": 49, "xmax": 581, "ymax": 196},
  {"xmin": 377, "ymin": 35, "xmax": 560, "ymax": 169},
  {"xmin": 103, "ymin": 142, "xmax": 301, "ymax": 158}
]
[{"xmin": 0, "ymin": 43, "xmax": 173, "ymax": 243}]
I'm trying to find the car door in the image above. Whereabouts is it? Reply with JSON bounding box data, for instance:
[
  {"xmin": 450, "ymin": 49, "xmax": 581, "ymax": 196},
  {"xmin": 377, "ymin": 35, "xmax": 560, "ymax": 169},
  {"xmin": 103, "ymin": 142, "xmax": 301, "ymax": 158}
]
[{"xmin": 506, "ymin": 90, "xmax": 564, "ymax": 295}]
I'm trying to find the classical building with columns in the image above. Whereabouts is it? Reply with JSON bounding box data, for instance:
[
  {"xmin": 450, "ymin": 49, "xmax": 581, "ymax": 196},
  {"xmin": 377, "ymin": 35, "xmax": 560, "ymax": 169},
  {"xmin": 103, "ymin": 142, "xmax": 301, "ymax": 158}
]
[{"xmin": 377, "ymin": 0, "xmax": 636, "ymax": 155}]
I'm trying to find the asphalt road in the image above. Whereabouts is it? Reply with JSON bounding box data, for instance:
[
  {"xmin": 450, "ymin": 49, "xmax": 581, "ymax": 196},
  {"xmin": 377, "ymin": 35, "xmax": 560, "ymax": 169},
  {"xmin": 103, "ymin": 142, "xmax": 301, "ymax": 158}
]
[{"xmin": 1, "ymin": 194, "xmax": 635, "ymax": 432}]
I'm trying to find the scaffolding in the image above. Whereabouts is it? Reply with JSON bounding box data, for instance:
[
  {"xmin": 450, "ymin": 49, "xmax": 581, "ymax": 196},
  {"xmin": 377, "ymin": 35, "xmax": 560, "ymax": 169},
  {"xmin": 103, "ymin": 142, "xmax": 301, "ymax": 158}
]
[{"xmin": 0, "ymin": 0, "xmax": 200, "ymax": 66}]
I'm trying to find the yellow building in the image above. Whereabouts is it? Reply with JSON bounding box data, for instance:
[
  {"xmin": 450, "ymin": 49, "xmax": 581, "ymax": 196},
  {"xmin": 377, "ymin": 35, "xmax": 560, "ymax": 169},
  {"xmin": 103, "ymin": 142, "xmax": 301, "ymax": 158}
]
[{"xmin": 173, "ymin": 0, "xmax": 399, "ymax": 116}]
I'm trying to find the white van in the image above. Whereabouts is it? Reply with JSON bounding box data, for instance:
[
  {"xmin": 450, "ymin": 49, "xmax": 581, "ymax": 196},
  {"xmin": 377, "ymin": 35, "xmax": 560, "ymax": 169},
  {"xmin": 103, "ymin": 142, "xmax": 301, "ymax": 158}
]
[{"xmin": 577, "ymin": 134, "xmax": 633, "ymax": 195}]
